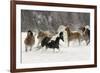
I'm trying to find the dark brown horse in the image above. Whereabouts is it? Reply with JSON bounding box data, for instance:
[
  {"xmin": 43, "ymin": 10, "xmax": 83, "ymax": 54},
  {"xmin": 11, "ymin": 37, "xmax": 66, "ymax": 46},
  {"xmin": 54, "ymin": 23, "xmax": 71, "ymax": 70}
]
[
  {"xmin": 24, "ymin": 30, "xmax": 35, "ymax": 52},
  {"xmin": 80, "ymin": 26, "xmax": 90, "ymax": 45},
  {"xmin": 65, "ymin": 27, "xmax": 81, "ymax": 46}
]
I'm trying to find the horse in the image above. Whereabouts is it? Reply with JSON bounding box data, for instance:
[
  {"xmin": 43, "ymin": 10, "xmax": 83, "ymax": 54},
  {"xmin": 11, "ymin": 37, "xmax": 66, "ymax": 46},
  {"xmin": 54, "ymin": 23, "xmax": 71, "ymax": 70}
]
[
  {"xmin": 24, "ymin": 30, "xmax": 35, "ymax": 52},
  {"xmin": 41, "ymin": 32, "xmax": 64, "ymax": 52},
  {"xmin": 37, "ymin": 31, "xmax": 54, "ymax": 48},
  {"xmin": 65, "ymin": 27, "xmax": 81, "ymax": 47},
  {"xmin": 80, "ymin": 26, "xmax": 90, "ymax": 45}
]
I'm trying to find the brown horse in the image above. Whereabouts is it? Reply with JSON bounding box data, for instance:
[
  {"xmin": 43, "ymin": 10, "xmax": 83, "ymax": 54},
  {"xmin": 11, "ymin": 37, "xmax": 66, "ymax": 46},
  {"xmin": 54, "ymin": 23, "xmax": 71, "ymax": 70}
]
[
  {"xmin": 24, "ymin": 30, "xmax": 35, "ymax": 52},
  {"xmin": 65, "ymin": 27, "xmax": 81, "ymax": 46}
]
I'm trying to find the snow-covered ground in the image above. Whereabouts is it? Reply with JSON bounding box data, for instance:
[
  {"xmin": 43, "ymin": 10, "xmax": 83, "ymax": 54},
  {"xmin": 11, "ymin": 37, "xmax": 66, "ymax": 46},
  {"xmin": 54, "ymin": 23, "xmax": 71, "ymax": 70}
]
[{"xmin": 21, "ymin": 32, "xmax": 90, "ymax": 64}]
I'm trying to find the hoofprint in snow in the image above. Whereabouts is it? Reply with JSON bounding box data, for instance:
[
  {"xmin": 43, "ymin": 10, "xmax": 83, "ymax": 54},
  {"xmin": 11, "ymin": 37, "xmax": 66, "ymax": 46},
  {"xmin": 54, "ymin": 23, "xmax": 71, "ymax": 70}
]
[{"xmin": 21, "ymin": 32, "xmax": 90, "ymax": 64}]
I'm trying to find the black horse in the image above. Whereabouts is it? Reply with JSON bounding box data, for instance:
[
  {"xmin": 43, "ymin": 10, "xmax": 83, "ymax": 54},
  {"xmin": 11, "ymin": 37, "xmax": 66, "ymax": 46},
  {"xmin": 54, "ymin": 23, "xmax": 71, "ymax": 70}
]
[{"xmin": 41, "ymin": 32, "xmax": 64, "ymax": 52}]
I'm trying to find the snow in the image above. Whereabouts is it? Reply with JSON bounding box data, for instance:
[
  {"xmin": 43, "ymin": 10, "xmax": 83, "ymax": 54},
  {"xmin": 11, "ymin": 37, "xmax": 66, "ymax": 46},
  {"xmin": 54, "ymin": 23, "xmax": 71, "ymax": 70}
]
[{"xmin": 21, "ymin": 32, "xmax": 90, "ymax": 64}]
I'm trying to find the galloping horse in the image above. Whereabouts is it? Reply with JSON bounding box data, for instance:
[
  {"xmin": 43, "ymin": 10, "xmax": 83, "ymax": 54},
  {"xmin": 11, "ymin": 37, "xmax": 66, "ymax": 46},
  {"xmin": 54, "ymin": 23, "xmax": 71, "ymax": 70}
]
[
  {"xmin": 37, "ymin": 31, "xmax": 54, "ymax": 48},
  {"xmin": 41, "ymin": 32, "xmax": 64, "ymax": 52}
]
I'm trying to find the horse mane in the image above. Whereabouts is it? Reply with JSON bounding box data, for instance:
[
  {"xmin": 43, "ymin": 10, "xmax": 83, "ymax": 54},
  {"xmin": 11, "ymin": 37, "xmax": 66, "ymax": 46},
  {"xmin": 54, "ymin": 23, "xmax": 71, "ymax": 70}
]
[{"xmin": 65, "ymin": 27, "xmax": 71, "ymax": 37}]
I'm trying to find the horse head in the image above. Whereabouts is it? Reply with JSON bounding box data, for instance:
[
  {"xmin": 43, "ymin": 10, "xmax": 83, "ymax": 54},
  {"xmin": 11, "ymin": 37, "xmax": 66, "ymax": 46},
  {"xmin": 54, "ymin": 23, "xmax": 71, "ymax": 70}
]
[
  {"xmin": 27, "ymin": 30, "xmax": 33, "ymax": 37},
  {"xmin": 59, "ymin": 32, "xmax": 64, "ymax": 41}
]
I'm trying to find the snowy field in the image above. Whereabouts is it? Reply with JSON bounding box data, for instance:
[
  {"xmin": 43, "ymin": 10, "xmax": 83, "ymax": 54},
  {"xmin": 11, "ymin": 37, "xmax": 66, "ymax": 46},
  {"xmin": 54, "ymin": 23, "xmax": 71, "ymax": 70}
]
[{"xmin": 21, "ymin": 32, "xmax": 90, "ymax": 64}]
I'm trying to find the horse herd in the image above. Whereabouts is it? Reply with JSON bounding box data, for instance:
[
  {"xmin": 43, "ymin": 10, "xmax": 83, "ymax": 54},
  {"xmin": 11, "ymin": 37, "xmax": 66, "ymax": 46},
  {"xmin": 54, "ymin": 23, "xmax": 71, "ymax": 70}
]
[{"xmin": 24, "ymin": 25, "xmax": 90, "ymax": 52}]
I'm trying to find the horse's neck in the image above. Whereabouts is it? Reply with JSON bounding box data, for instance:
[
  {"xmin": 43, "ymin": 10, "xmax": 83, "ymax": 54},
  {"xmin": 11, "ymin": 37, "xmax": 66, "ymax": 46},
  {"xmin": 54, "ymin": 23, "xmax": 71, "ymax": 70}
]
[
  {"xmin": 27, "ymin": 35, "xmax": 32, "ymax": 38},
  {"xmin": 83, "ymin": 28, "xmax": 87, "ymax": 34},
  {"xmin": 67, "ymin": 30, "xmax": 71, "ymax": 37},
  {"xmin": 55, "ymin": 37, "xmax": 60, "ymax": 43},
  {"xmin": 63, "ymin": 31, "xmax": 68, "ymax": 43}
]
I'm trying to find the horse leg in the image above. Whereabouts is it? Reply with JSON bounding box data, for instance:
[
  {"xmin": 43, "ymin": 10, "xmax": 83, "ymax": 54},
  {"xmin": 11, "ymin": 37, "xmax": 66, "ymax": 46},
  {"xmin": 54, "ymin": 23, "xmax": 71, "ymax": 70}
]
[
  {"xmin": 30, "ymin": 46, "xmax": 32, "ymax": 51},
  {"xmin": 78, "ymin": 38, "xmax": 80, "ymax": 46},
  {"xmin": 45, "ymin": 46, "xmax": 48, "ymax": 51},
  {"xmin": 87, "ymin": 40, "xmax": 90, "ymax": 45},
  {"xmin": 36, "ymin": 40, "xmax": 41, "ymax": 48},
  {"xmin": 53, "ymin": 48, "xmax": 56, "ymax": 53},
  {"xmin": 57, "ymin": 48, "xmax": 60, "ymax": 52},
  {"xmin": 68, "ymin": 40, "xmax": 69, "ymax": 47},
  {"xmin": 55, "ymin": 47, "xmax": 60, "ymax": 53},
  {"xmin": 25, "ymin": 45, "xmax": 28, "ymax": 52}
]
